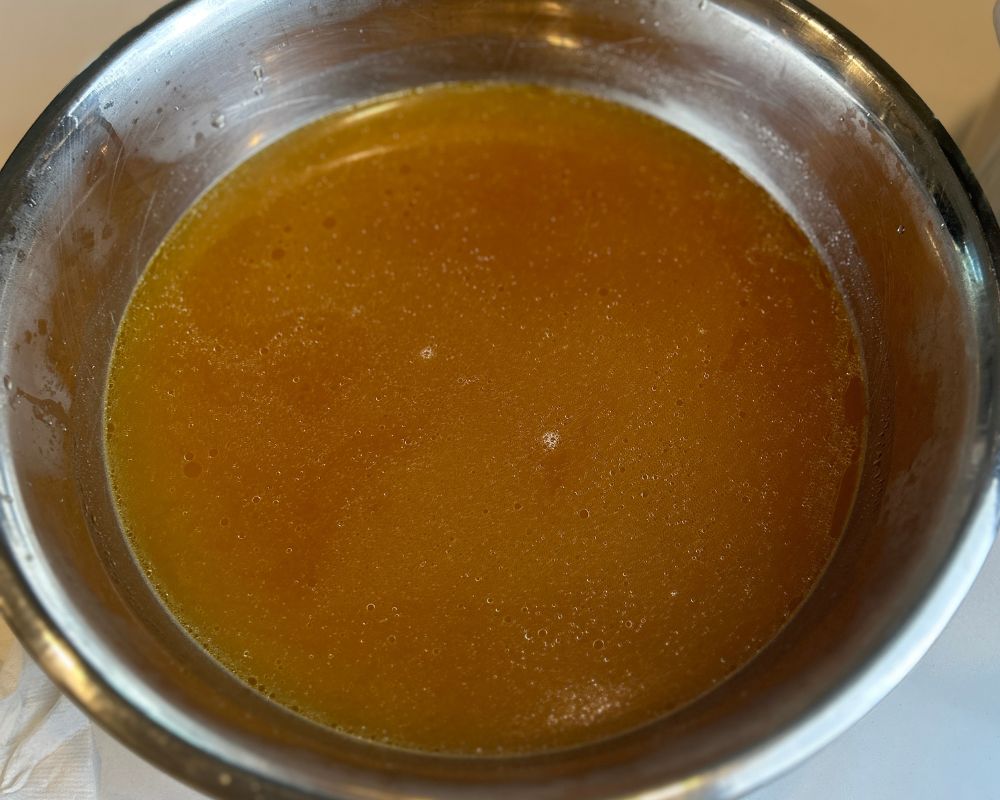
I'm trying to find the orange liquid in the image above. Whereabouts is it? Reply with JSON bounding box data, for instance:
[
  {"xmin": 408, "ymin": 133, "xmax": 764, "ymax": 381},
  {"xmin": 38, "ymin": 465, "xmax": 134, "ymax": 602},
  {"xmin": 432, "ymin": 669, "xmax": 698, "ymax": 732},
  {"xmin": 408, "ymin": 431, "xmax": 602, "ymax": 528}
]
[{"xmin": 105, "ymin": 84, "xmax": 864, "ymax": 754}]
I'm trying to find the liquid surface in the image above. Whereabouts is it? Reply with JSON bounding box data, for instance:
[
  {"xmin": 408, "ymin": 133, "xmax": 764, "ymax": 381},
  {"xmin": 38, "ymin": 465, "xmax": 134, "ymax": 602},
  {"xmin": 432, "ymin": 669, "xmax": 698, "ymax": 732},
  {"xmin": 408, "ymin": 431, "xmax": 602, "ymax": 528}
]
[{"xmin": 105, "ymin": 84, "xmax": 864, "ymax": 754}]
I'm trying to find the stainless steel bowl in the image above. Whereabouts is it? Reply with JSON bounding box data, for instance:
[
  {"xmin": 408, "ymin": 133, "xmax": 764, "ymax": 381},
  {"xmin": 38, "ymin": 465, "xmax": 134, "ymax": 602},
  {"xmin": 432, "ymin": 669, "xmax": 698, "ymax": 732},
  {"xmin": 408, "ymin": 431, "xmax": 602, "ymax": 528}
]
[{"xmin": 1, "ymin": 1, "xmax": 998, "ymax": 798}]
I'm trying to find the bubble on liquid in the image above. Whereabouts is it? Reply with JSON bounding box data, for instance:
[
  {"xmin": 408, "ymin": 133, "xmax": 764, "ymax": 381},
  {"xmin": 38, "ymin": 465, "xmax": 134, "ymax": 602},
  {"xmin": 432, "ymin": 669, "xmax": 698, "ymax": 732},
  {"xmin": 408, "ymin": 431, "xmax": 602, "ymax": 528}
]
[
  {"xmin": 542, "ymin": 431, "xmax": 560, "ymax": 450},
  {"xmin": 183, "ymin": 451, "xmax": 194, "ymax": 461},
  {"xmin": 593, "ymin": 639, "xmax": 605, "ymax": 650},
  {"xmin": 210, "ymin": 112, "xmax": 226, "ymax": 129},
  {"xmin": 184, "ymin": 461, "xmax": 202, "ymax": 478},
  {"xmin": 578, "ymin": 508, "xmax": 590, "ymax": 519},
  {"xmin": 419, "ymin": 345, "xmax": 435, "ymax": 360},
  {"xmin": 251, "ymin": 495, "xmax": 261, "ymax": 504},
  {"xmin": 896, "ymin": 224, "xmax": 906, "ymax": 234},
  {"xmin": 366, "ymin": 602, "xmax": 376, "ymax": 611}
]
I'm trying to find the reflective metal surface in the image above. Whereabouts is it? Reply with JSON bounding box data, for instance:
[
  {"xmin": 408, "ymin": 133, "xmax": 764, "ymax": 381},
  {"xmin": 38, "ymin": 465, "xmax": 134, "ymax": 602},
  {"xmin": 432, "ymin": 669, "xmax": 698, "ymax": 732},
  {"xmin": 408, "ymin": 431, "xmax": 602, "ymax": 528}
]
[{"xmin": 0, "ymin": 1, "xmax": 998, "ymax": 798}]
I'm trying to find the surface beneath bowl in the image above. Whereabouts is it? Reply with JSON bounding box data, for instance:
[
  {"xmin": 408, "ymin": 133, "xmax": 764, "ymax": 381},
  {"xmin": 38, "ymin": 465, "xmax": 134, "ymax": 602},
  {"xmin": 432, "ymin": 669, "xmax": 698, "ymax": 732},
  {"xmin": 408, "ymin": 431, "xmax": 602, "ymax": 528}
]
[{"xmin": 1, "ymin": 0, "xmax": 984, "ymax": 796}]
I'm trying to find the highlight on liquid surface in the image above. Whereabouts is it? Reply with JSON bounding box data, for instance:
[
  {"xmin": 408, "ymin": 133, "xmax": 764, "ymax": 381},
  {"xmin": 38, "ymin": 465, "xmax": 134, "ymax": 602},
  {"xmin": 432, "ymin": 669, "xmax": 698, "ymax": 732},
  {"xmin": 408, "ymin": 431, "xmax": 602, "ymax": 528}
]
[{"xmin": 105, "ymin": 83, "xmax": 865, "ymax": 755}]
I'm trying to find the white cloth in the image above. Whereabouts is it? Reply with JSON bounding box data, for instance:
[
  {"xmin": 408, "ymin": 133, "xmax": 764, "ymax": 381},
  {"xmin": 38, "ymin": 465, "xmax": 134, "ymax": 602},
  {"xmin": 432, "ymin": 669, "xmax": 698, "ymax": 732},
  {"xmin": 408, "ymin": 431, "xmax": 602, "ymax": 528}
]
[{"xmin": 0, "ymin": 626, "xmax": 96, "ymax": 799}]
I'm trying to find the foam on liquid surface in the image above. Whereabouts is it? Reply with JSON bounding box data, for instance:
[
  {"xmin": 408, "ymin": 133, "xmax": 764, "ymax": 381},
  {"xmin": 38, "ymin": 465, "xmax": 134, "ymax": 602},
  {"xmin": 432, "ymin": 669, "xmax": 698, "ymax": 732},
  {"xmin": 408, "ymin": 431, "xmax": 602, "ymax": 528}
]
[{"xmin": 105, "ymin": 84, "xmax": 865, "ymax": 754}]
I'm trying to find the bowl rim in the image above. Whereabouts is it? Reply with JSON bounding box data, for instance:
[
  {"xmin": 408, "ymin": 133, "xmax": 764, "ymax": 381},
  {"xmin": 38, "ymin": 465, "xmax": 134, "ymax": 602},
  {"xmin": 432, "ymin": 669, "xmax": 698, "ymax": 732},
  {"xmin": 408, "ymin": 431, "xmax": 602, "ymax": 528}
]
[{"xmin": 1, "ymin": 1, "xmax": 998, "ymax": 798}]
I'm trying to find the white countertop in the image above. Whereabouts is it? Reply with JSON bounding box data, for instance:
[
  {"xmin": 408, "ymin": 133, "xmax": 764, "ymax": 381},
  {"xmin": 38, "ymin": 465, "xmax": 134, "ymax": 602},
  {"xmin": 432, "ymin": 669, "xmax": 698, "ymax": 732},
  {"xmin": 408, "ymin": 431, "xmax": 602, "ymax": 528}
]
[{"xmin": 1, "ymin": 2, "xmax": 999, "ymax": 799}]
